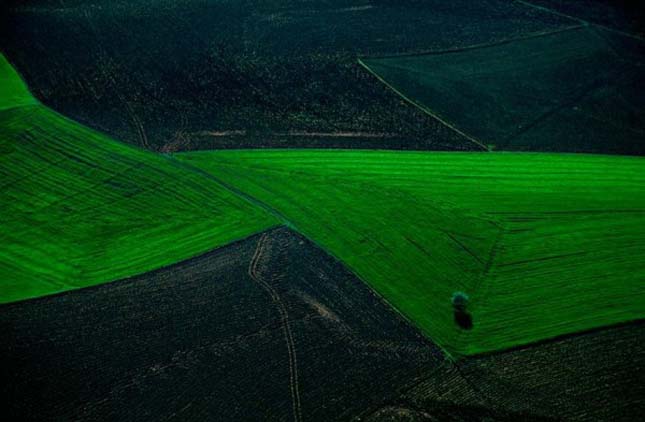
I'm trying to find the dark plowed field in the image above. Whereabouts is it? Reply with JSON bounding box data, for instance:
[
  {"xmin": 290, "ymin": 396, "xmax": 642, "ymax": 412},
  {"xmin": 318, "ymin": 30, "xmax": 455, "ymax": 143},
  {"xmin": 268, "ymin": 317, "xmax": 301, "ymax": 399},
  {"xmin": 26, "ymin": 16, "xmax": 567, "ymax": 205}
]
[
  {"xmin": 1, "ymin": 227, "xmax": 446, "ymax": 421},
  {"xmin": 0, "ymin": 0, "xmax": 570, "ymax": 151},
  {"xmin": 375, "ymin": 322, "xmax": 645, "ymax": 421}
]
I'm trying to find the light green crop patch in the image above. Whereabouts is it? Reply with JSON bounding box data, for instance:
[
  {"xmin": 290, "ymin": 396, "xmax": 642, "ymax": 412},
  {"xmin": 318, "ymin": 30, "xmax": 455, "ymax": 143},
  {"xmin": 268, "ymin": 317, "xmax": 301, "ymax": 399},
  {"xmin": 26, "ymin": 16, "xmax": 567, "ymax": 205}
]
[
  {"xmin": 0, "ymin": 54, "xmax": 279, "ymax": 303},
  {"xmin": 176, "ymin": 150, "xmax": 645, "ymax": 356},
  {"xmin": 0, "ymin": 54, "xmax": 38, "ymax": 111}
]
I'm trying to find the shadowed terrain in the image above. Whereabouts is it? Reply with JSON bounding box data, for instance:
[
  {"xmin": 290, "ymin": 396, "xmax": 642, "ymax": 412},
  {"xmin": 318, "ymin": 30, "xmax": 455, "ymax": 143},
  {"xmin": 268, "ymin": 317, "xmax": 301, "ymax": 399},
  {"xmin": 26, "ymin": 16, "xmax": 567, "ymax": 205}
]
[
  {"xmin": 362, "ymin": 26, "xmax": 645, "ymax": 154},
  {"xmin": 521, "ymin": 0, "xmax": 645, "ymax": 38}
]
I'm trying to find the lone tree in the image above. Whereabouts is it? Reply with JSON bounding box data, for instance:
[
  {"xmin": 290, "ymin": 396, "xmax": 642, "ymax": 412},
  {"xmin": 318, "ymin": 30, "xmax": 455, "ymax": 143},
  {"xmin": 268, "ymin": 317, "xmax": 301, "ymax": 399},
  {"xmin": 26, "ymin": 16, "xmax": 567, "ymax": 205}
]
[{"xmin": 451, "ymin": 291, "xmax": 469, "ymax": 311}]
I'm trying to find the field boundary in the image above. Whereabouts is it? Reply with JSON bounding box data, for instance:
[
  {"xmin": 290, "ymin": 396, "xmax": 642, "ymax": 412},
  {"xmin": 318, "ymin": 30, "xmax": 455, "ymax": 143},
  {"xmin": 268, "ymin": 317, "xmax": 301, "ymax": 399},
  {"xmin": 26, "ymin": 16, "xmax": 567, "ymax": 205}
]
[
  {"xmin": 357, "ymin": 58, "xmax": 490, "ymax": 152},
  {"xmin": 355, "ymin": 24, "xmax": 595, "ymax": 153},
  {"xmin": 0, "ymin": 226, "xmax": 284, "ymax": 308}
]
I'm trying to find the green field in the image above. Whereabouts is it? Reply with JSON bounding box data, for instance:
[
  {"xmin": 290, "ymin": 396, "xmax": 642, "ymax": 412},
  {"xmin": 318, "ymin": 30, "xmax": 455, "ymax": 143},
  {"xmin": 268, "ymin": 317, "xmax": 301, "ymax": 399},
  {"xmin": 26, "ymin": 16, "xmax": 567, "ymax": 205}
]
[
  {"xmin": 177, "ymin": 150, "xmax": 645, "ymax": 356},
  {"xmin": 0, "ymin": 54, "xmax": 37, "ymax": 111},
  {"xmin": 0, "ymin": 53, "xmax": 278, "ymax": 303},
  {"xmin": 361, "ymin": 26, "xmax": 645, "ymax": 155}
]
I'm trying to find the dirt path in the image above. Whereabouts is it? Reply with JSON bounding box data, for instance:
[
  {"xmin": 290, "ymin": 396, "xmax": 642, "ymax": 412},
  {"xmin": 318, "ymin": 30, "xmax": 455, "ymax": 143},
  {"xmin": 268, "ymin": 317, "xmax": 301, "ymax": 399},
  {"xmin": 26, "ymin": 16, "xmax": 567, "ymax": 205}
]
[{"xmin": 248, "ymin": 233, "xmax": 303, "ymax": 422}]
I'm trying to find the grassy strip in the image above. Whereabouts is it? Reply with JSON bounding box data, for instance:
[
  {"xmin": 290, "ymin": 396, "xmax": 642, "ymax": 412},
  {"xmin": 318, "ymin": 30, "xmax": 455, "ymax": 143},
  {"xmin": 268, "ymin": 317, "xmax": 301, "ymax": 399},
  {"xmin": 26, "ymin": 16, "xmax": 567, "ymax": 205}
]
[
  {"xmin": 0, "ymin": 53, "xmax": 278, "ymax": 303},
  {"xmin": 176, "ymin": 149, "xmax": 645, "ymax": 356}
]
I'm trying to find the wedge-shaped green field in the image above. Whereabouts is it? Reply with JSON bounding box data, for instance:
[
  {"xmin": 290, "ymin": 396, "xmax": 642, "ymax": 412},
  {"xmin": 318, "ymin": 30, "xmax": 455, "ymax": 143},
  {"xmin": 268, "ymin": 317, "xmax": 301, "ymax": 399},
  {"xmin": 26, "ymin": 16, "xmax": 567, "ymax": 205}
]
[
  {"xmin": 177, "ymin": 150, "xmax": 645, "ymax": 356},
  {"xmin": 0, "ymin": 54, "xmax": 278, "ymax": 303},
  {"xmin": 361, "ymin": 26, "xmax": 645, "ymax": 155},
  {"xmin": 0, "ymin": 54, "xmax": 37, "ymax": 111}
]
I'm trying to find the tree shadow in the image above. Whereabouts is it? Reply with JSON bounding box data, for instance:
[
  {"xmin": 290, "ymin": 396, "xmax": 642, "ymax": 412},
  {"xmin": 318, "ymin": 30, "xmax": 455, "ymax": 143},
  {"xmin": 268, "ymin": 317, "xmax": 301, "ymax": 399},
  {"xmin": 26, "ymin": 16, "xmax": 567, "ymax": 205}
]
[{"xmin": 454, "ymin": 309, "xmax": 473, "ymax": 330}]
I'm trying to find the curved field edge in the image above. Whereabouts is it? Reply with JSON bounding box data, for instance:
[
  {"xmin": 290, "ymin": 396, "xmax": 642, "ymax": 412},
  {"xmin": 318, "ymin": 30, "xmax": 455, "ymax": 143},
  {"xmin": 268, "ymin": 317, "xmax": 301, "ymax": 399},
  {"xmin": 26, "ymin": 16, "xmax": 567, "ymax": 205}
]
[
  {"xmin": 0, "ymin": 52, "xmax": 279, "ymax": 304},
  {"xmin": 174, "ymin": 149, "xmax": 645, "ymax": 357}
]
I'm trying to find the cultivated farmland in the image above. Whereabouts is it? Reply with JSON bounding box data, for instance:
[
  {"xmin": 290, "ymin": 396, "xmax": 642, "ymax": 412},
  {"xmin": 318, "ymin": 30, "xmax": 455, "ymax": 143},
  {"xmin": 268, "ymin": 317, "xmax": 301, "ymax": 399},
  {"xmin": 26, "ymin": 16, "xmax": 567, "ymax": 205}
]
[
  {"xmin": 0, "ymin": 54, "xmax": 37, "ymax": 111},
  {"xmin": 176, "ymin": 149, "xmax": 645, "ymax": 356},
  {"xmin": 6, "ymin": 227, "xmax": 640, "ymax": 420},
  {"xmin": 2, "ymin": 1, "xmax": 644, "ymax": 419},
  {"xmin": 0, "ymin": 53, "xmax": 278, "ymax": 303},
  {"xmin": 390, "ymin": 321, "xmax": 645, "ymax": 421}
]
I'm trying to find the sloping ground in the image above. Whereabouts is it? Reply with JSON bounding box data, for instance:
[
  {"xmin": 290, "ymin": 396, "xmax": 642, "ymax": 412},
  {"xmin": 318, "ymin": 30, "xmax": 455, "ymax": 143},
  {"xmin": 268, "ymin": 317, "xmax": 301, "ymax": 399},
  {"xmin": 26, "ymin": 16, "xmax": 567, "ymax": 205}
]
[
  {"xmin": 0, "ymin": 0, "xmax": 571, "ymax": 151},
  {"xmin": 368, "ymin": 322, "xmax": 645, "ymax": 421},
  {"xmin": 0, "ymin": 53, "xmax": 277, "ymax": 303},
  {"xmin": 361, "ymin": 26, "xmax": 645, "ymax": 155},
  {"xmin": 176, "ymin": 150, "xmax": 645, "ymax": 356},
  {"xmin": 3, "ymin": 228, "xmax": 643, "ymax": 420},
  {"xmin": 1, "ymin": 228, "xmax": 447, "ymax": 421}
]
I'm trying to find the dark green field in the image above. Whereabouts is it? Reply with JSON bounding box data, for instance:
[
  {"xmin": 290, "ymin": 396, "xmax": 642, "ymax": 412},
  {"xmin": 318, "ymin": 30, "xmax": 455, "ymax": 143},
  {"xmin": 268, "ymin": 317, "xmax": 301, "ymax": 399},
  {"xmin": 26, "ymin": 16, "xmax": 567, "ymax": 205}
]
[
  {"xmin": 520, "ymin": 0, "xmax": 645, "ymax": 37},
  {"xmin": 361, "ymin": 26, "xmax": 645, "ymax": 154}
]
